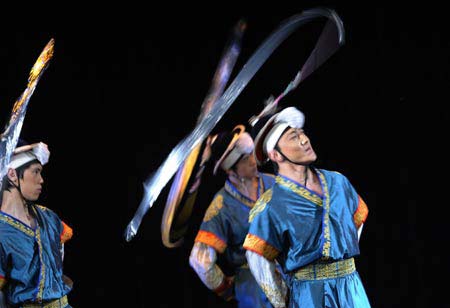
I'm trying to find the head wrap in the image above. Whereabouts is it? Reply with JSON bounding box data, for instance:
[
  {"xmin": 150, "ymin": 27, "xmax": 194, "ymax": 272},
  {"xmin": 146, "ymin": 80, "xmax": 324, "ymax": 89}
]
[
  {"xmin": 251, "ymin": 106, "xmax": 305, "ymax": 165},
  {"xmin": 212, "ymin": 125, "xmax": 254, "ymax": 175},
  {"xmin": 8, "ymin": 142, "xmax": 50, "ymax": 169}
]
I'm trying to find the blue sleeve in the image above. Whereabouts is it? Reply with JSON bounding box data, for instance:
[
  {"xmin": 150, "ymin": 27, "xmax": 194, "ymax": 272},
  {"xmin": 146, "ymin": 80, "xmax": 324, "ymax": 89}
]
[
  {"xmin": 244, "ymin": 190, "xmax": 284, "ymax": 260},
  {"xmin": 194, "ymin": 193, "xmax": 230, "ymax": 253}
]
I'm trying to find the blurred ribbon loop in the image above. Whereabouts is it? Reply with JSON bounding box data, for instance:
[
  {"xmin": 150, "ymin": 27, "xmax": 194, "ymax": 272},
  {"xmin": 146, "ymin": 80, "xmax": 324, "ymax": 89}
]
[{"xmin": 125, "ymin": 7, "xmax": 345, "ymax": 242}]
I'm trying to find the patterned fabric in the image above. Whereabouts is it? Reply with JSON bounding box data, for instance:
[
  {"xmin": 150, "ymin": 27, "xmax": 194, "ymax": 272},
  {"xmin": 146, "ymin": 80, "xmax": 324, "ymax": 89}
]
[
  {"xmin": 195, "ymin": 230, "xmax": 227, "ymax": 253},
  {"xmin": 194, "ymin": 172, "xmax": 275, "ymax": 308},
  {"xmin": 22, "ymin": 295, "xmax": 69, "ymax": 308},
  {"xmin": 293, "ymin": 258, "xmax": 355, "ymax": 280},
  {"xmin": 195, "ymin": 173, "xmax": 275, "ymax": 267},
  {"xmin": 0, "ymin": 204, "xmax": 72, "ymax": 306},
  {"xmin": 243, "ymin": 234, "xmax": 279, "ymax": 261},
  {"xmin": 244, "ymin": 168, "xmax": 370, "ymax": 307}
]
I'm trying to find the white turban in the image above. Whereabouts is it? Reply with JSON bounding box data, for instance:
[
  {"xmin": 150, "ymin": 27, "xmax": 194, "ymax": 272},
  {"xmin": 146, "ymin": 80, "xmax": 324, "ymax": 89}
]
[
  {"xmin": 263, "ymin": 107, "xmax": 305, "ymax": 155},
  {"xmin": 8, "ymin": 142, "xmax": 50, "ymax": 169},
  {"xmin": 213, "ymin": 126, "xmax": 254, "ymax": 175}
]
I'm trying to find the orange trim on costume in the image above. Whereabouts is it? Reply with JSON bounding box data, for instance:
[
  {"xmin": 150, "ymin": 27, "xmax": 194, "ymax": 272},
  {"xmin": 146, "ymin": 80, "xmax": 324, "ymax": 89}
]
[
  {"xmin": 60, "ymin": 222, "xmax": 73, "ymax": 244},
  {"xmin": 243, "ymin": 234, "xmax": 279, "ymax": 261},
  {"xmin": 195, "ymin": 230, "xmax": 227, "ymax": 253},
  {"xmin": 0, "ymin": 275, "xmax": 6, "ymax": 289},
  {"xmin": 354, "ymin": 196, "xmax": 369, "ymax": 228}
]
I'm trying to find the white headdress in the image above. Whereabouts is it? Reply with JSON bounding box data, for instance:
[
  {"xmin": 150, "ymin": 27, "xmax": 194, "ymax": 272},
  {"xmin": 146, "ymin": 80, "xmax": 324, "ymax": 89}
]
[{"xmin": 8, "ymin": 142, "xmax": 50, "ymax": 169}]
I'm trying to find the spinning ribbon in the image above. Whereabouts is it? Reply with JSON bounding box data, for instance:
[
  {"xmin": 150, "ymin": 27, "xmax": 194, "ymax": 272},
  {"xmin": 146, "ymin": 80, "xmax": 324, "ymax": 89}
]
[
  {"xmin": 125, "ymin": 7, "xmax": 345, "ymax": 242},
  {"xmin": 161, "ymin": 20, "xmax": 247, "ymax": 248}
]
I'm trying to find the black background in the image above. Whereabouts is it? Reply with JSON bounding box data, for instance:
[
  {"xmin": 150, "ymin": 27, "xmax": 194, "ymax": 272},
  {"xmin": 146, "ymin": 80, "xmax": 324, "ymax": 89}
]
[{"xmin": 1, "ymin": 2, "xmax": 448, "ymax": 307}]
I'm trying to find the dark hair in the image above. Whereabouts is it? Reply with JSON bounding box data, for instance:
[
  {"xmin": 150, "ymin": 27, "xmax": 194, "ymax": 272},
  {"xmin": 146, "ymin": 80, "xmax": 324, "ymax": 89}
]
[
  {"xmin": 1, "ymin": 158, "xmax": 40, "ymax": 194},
  {"xmin": 1, "ymin": 138, "xmax": 32, "ymax": 192},
  {"xmin": 270, "ymin": 161, "xmax": 279, "ymax": 174}
]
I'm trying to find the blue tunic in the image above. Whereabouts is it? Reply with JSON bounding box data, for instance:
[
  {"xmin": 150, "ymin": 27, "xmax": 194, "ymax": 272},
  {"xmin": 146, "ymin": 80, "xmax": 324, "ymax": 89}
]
[
  {"xmin": 195, "ymin": 172, "xmax": 275, "ymax": 308},
  {"xmin": 244, "ymin": 169, "xmax": 370, "ymax": 308},
  {"xmin": 0, "ymin": 204, "xmax": 72, "ymax": 306}
]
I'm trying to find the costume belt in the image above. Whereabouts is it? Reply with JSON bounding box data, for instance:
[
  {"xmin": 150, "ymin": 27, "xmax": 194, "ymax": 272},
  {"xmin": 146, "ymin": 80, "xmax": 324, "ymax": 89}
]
[
  {"xmin": 294, "ymin": 258, "xmax": 355, "ymax": 280},
  {"xmin": 21, "ymin": 295, "xmax": 68, "ymax": 308}
]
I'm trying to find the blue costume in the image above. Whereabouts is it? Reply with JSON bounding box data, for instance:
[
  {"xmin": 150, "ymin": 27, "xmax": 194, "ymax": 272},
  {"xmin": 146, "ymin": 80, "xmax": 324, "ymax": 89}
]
[
  {"xmin": 244, "ymin": 169, "xmax": 370, "ymax": 308},
  {"xmin": 0, "ymin": 204, "xmax": 73, "ymax": 307},
  {"xmin": 194, "ymin": 172, "xmax": 275, "ymax": 307}
]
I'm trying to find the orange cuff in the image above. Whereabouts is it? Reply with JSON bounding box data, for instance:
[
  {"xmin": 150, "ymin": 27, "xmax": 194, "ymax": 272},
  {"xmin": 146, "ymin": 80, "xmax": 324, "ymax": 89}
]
[
  {"xmin": 354, "ymin": 196, "xmax": 369, "ymax": 229},
  {"xmin": 243, "ymin": 234, "xmax": 279, "ymax": 261},
  {"xmin": 194, "ymin": 230, "xmax": 227, "ymax": 253},
  {"xmin": 60, "ymin": 222, "xmax": 73, "ymax": 244}
]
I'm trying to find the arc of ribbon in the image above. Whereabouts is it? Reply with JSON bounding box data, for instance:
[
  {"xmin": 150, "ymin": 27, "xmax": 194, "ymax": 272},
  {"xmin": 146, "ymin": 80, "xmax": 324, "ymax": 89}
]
[
  {"xmin": 124, "ymin": 7, "xmax": 345, "ymax": 242},
  {"xmin": 161, "ymin": 20, "xmax": 246, "ymax": 248},
  {"xmin": 0, "ymin": 38, "xmax": 55, "ymax": 182}
]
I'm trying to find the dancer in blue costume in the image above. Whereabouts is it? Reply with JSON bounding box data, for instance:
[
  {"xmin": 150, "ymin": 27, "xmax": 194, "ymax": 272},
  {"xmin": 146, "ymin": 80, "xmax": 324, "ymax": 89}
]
[
  {"xmin": 189, "ymin": 124, "xmax": 277, "ymax": 307},
  {"xmin": 0, "ymin": 141, "xmax": 73, "ymax": 308},
  {"xmin": 243, "ymin": 106, "xmax": 370, "ymax": 308}
]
